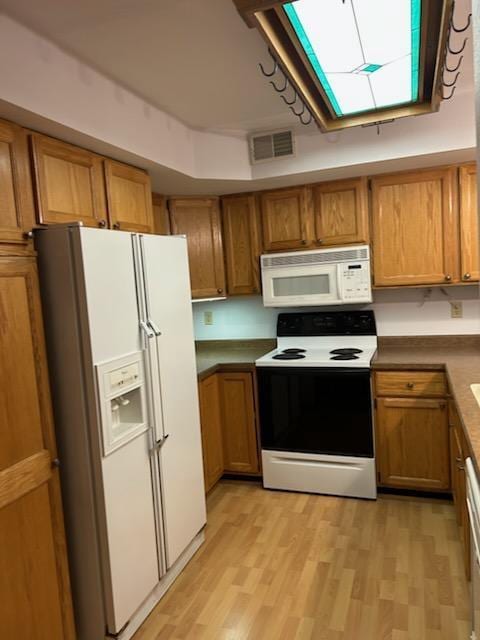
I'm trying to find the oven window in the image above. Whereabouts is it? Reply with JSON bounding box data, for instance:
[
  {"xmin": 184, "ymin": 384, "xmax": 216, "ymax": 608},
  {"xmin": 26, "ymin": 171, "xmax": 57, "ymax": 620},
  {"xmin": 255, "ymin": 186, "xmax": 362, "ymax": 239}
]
[
  {"xmin": 257, "ymin": 367, "xmax": 374, "ymax": 457},
  {"xmin": 272, "ymin": 273, "xmax": 331, "ymax": 297}
]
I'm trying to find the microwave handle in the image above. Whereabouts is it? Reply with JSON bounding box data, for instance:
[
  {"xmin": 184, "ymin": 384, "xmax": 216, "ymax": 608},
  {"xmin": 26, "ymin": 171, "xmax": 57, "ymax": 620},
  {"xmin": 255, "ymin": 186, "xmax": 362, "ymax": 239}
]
[{"xmin": 336, "ymin": 264, "xmax": 343, "ymax": 301}]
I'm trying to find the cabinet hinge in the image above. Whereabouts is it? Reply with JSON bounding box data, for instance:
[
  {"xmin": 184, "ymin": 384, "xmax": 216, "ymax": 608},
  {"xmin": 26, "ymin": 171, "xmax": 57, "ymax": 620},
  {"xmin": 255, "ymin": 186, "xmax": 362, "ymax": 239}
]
[{"xmin": 374, "ymin": 398, "xmax": 377, "ymax": 409}]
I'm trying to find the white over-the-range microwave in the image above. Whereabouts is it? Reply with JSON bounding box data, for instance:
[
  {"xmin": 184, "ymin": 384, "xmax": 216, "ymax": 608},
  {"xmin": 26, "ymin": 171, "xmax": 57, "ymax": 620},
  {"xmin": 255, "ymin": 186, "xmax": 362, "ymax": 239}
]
[{"xmin": 261, "ymin": 244, "xmax": 372, "ymax": 307}]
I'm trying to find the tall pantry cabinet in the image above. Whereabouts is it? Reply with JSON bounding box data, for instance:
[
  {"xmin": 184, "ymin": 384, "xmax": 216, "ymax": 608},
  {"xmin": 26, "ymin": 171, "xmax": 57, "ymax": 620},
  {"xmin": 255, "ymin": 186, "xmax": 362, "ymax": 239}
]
[{"xmin": 0, "ymin": 119, "xmax": 75, "ymax": 639}]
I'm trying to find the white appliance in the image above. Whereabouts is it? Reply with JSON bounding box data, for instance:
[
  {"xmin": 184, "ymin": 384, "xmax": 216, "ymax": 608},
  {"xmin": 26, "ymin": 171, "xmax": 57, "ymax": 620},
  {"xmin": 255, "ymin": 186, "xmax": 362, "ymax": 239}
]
[
  {"xmin": 260, "ymin": 244, "xmax": 372, "ymax": 307},
  {"xmin": 466, "ymin": 457, "xmax": 480, "ymax": 640},
  {"xmin": 256, "ymin": 311, "xmax": 377, "ymax": 500},
  {"xmin": 35, "ymin": 225, "xmax": 207, "ymax": 640}
]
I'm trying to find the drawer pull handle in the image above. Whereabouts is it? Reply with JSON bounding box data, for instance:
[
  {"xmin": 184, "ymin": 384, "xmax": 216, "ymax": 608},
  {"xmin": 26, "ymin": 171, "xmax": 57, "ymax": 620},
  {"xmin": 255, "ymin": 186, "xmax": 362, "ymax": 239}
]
[{"xmin": 406, "ymin": 382, "xmax": 415, "ymax": 389}]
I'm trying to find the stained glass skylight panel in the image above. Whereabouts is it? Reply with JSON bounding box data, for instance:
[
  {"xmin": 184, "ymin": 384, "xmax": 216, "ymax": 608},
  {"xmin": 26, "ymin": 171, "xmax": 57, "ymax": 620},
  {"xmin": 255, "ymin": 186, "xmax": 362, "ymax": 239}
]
[{"xmin": 283, "ymin": 0, "xmax": 421, "ymax": 117}]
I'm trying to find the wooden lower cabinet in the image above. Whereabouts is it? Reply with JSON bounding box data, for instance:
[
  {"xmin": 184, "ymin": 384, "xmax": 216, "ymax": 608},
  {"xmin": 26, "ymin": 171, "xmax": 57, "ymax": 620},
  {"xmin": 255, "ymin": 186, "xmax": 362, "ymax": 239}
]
[
  {"xmin": 198, "ymin": 370, "xmax": 260, "ymax": 493},
  {"xmin": 219, "ymin": 372, "xmax": 259, "ymax": 474},
  {"xmin": 0, "ymin": 257, "xmax": 75, "ymax": 639},
  {"xmin": 198, "ymin": 374, "xmax": 224, "ymax": 492},
  {"xmin": 376, "ymin": 395, "xmax": 450, "ymax": 491},
  {"xmin": 449, "ymin": 401, "xmax": 471, "ymax": 579}
]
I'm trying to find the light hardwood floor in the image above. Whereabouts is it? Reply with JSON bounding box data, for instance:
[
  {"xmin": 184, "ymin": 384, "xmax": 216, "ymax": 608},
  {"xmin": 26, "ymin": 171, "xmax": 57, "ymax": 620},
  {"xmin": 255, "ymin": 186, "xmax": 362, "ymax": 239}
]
[{"xmin": 133, "ymin": 481, "xmax": 470, "ymax": 640}]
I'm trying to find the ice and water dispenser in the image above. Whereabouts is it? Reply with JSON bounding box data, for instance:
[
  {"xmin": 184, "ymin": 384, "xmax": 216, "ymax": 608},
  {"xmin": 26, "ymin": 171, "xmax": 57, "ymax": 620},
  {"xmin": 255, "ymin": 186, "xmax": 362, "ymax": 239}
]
[{"xmin": 96, "ymin": 352, "xmax": 148, "ymax": 455}]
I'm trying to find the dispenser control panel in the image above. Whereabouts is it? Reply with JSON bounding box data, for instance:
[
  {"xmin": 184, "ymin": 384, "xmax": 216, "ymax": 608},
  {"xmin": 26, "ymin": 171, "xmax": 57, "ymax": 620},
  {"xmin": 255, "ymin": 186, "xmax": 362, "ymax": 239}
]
[{"xmin": 107, "ymin": 362, "xmax": 140, "ymax": 393}]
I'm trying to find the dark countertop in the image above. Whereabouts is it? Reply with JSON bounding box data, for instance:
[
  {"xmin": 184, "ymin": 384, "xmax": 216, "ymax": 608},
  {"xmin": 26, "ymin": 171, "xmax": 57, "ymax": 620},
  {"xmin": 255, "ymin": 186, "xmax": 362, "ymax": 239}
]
[
  {"xmin": 196, "ymin": 335, "xmax": 480, "ymax": 468},
  {"xmin": 195, "ymin": 339, "xmax": 275, "ymax": 380},
  {"xmin": 374, "ymin": 336, "xmax": 480, "ymax": 471}
]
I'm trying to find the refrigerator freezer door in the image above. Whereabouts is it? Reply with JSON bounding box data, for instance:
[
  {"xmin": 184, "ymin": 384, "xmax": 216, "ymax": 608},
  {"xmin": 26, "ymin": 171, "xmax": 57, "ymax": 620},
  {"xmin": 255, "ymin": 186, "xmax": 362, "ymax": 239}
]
[
  {"xmin": 140, "ymin": 234, "xmax": 207, "ymax": 568},
  {"xmin": 79, "ymin": 229, "xmax": 160, "ymax": 633}
]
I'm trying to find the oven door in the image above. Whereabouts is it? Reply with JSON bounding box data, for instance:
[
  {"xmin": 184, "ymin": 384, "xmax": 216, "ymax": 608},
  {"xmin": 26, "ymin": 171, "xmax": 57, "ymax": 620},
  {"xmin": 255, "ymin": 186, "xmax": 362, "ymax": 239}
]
[
  {"xmin": 261, "ymin": 263, "xmax": 341, "ymax": 307},
  {"xmin": 257, "ymin": 367, "xmax": 374, "ymax": 457}
]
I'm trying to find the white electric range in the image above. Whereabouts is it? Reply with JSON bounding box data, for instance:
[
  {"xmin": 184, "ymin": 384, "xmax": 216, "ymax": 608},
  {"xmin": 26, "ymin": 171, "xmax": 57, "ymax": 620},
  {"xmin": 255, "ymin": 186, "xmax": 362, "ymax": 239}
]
[{"xmin": 256, "ymin": 310, "xmax": 378, "ymax": 500}]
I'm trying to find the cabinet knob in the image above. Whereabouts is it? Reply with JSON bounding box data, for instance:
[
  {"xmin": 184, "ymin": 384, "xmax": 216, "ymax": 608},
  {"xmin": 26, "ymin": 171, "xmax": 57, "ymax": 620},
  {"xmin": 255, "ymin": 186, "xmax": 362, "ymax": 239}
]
[
  {"xmin": 444, "ymin": 274, "xmax": 452, "ymax": 282},
  {"xmin": 98, "ymin": 219, "xmax": 107, "ymax": 228},
  {"xmin": 463, "ymin": 273, "xmax": 472, "ymax": 280},
  {"xmin": 316, "ymin": 238, "xmax": 323, "ymax": 245},
  {"xmin": 113, "ymin": 222, "xmax": 121, "ymax": 230},
  {"xmin": 301, "ymin": 239, "xmax": 307, "ymax": 245},
  {"xmin": 217, "ymin": 288, "xmax": 223, "ymax": 294},
  {"xmin": 24, "ymin": 230, "xmax": 34, "ymax": 240},
  {"xmin": 406, "ymin": 382, "xmax": 415, "ymax": 389},
  {"xmin": 51, "ymin": 458, "xmax": 60, "ymax": 468}
]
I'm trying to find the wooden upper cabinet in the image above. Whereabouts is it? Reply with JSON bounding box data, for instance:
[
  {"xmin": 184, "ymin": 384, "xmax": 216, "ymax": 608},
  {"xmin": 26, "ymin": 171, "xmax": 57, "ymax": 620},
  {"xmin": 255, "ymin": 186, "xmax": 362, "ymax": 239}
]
[
  {"xmin": 376, "ymin": 397, "xmax": 450, "ymax": 491},
  {"xmin": 459, "ymin": 163, "xmax": 479, "ymax": 282},
  {"xmin": 219, "ymin": 372, "xmax": 259, "ymax": 474},
  {"xmin": 30, "ymin": 134, "xmax": 107, "ymax": 228},
  {"xmin": 311, "ymin": 177, "xmax": 369, "ymax": 246},
  {"xmin": 152, "ymin": 193, "xmax": 170, "ymax": 235},
  {"xmin": 371, "ymin": 167, "xmax": 459, "ymax": 286},
  {"xmin": 0, "ymin": 257, "xmax": 75, "ymax": 639},
  {"xmin": 104, "ymin": 160, "xmax": 154, "ymax": 233},
  {"xmin": 169, "ymin": 197, "xmax": 226, "ymax": 299},
  {"xmin": 222, "ymin": 194, "xmax": 261, "ymax": 295},
  {"xmin": 260, "ymin": 186, "xmax": 313, "ymax": 252},
  {"xmin": 0, "ymin": 120, "xmax": 35, "ymax": 245},
  {"xmin": 198, "ymin": 374, "xmax": 224, "ymax": 493}
]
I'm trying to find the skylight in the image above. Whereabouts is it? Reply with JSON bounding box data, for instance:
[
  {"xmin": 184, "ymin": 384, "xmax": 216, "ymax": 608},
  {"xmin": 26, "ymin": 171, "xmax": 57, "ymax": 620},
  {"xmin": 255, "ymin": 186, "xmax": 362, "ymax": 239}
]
[{"xmin": 283, "ymin": 0, "xmax": 421, "ymax": 117}]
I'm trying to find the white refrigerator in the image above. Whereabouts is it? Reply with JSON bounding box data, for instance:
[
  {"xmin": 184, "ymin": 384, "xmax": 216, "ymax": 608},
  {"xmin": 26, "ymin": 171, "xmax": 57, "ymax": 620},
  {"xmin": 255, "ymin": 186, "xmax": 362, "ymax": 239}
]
[{"xmin": 35, "ymin": 225, "xmax": 206, "ymax": 640}]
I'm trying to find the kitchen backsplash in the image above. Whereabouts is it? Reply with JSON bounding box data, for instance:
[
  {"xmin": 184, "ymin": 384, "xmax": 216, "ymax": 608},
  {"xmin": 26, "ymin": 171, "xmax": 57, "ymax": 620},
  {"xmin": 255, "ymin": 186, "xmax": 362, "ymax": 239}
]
[{"xmin": 193, "ymin": 286, "xmax": 480, "ymax": 340}]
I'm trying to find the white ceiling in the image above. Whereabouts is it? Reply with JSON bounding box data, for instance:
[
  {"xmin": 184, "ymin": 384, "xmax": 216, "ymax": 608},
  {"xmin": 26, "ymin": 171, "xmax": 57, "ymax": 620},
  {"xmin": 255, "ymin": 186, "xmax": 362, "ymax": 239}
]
[
  {"xmin": 0, "ymin": 0, "xmax": 303, "ymax": 132},
  {"xmin": 0, "ymin": 0, "xmax": 474, "ymax": 134}
]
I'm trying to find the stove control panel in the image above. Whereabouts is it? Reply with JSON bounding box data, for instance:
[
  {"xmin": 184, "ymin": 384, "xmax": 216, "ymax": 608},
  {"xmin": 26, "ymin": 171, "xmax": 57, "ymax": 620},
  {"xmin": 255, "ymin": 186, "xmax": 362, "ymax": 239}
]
[{"xmin": 278, "ymin": 310, "xmax": 376, "ymax": 337}]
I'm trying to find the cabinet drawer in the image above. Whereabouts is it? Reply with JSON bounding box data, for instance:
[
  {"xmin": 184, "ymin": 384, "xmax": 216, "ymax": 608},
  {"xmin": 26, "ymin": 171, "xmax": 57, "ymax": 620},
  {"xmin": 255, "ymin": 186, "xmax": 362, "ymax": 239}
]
[{"xmin": 375, "ymin": 371, "xmax": 447, "ymax": 397}]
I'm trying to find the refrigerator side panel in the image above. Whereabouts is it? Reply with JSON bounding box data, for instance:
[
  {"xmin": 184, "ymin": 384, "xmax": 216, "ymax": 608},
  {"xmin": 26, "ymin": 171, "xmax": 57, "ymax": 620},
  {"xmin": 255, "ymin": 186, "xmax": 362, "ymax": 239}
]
[
  {"xmin": 78, "ymin": 228, "xmax": 160, "ymax": 634},
  {"xmin": 35, "ymin": 227, "xmax": 106, "ymax": 640},
  {"xmin": 141, "ymin": 234, "xmax": 207, "ymax": 568}
]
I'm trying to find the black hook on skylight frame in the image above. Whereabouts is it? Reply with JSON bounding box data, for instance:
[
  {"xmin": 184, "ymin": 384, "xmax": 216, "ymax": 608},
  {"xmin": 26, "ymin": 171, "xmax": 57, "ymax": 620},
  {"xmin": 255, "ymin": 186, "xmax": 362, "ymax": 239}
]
[
  {"xmin": 258, "ymin": 49, "xmax": 278, "ymax": 77},
  {"xmin": 451, "ymin": 12, "xmax": 472, "ymax": 33},
  {"xmin": 442, "ymin": 70, "xmax": 460, "ymax": 87},
  {"xmin": 280, "ymin": 89, "xmax": 298, "ymax": 106},
  {"xmin": 448, "ymin": 37, "xmax": 468, "ymax": 55},
  {"xmin": 442, "ymin": 85, "xmax": 456, "ymax": 100},
  {"xmin": 290, "ymin": 102, "xmax": 305, "ymax": 117},
  {"xmin": 299, "ymin": 110, "xmax": 313, "ymax": 125},
  {"xmin": 270, "ymin": 73, "xmax": 289, "ymax": 93},
  {"xmin": 445, "ymin": 55, "xmax": 463, "ymax": 73}
]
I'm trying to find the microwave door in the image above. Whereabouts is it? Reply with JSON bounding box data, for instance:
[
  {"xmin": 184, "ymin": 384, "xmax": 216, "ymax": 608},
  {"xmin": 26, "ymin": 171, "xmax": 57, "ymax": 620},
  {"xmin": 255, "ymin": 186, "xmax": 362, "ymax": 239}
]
[{"xmin": 264, "ymin": 264, "xmax": 340, "ymax": 307}]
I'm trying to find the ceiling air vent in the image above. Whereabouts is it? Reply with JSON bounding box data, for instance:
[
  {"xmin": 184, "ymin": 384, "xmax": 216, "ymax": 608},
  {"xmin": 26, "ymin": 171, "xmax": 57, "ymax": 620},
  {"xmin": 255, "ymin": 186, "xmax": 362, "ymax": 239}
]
[{"xmin": 249, "ymin": 129, "xmax": 295, "ymax": 164}]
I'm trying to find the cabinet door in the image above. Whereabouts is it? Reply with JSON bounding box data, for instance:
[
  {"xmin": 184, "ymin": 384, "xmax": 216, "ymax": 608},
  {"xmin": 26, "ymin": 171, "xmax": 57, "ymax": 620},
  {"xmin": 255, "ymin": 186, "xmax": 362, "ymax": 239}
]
[
  {"xmin": 312, "ymin": 177, "xmax": 369, "ymax": 247},
  {"xmin": 449, "ymin": 401, "xmax": 471, "ymax": 579},
  {"xmin": 31, "ymin": 134, "xmax": 107, "ymax": 228},
  {"xmin": 198, "ymin": 375, "xmax": 224, "ymax": 493},
  {"xmin": 104, "ymin": 160, "xmax": 154, "ymax": 233},
  {"xmin": 0, "ymin": 120, "xmax": 35, "ymax": 246},
  {"xmin": 0, "ymin": 258, "xmax": 75, "ymax": 639},
  {"xmin": 377, "ymin": 397, "xmax": 450, "ymax": 490},
  {"xmin": 260, "ymin": 186, "xmax": 313, "ymax": 251},
  {"xmin": 152, "ymin": 193, "xmax": 170, "ymax": 235},
  {"xmin": 459, "ymin": 163, "xmax": 479, "ymax": 282},
  {"xmin": 371, "ymin": 168, "xmax": 458, "ymax": 286},
  {"xmin": 169, "ymin": 197, "xmax": 226, "ymax": 299},
  {"xmin": 222, "ymin": 194, "xmax": 261, "ymax": 295},
  {"xmin": 219, "ymin": 372, "xmax": 259, "ymax": 474}
]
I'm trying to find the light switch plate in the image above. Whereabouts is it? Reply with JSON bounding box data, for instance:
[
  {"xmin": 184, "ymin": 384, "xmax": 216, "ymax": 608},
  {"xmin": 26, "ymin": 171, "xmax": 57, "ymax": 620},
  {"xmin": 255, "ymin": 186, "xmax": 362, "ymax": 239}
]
[{"xmin": 204, "ymin": 311, "xmax": 213, "ymax": 325}]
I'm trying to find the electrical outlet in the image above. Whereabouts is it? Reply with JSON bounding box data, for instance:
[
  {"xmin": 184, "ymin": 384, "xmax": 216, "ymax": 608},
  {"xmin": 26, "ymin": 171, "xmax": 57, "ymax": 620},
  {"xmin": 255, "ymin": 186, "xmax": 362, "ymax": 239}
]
[
  {"xmin": 450, "ymin": 301, "xmax": 463, "ymax": 318},
  {"xmin": 204, "ymin": 311, "xmax": 213, "ymax": 325}
]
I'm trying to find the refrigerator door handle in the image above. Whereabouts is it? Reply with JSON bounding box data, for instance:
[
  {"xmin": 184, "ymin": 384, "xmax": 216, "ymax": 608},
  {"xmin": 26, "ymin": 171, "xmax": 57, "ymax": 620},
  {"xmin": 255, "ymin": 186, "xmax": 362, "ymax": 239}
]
[
  {"xmin": 140, "ymin": 320, "xmax": 154, "ymax": 339},
  {"xmin": 148, "ymin": 319, "xmax": 162, "ymax": 336}
]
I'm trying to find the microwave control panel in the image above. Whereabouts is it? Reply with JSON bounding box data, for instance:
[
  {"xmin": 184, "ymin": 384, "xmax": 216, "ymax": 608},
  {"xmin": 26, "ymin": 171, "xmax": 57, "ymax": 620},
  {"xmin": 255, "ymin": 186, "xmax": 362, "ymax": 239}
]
[{"xmin": 341, "ymin": 263, "xmax": 371, "ymax": 300}]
